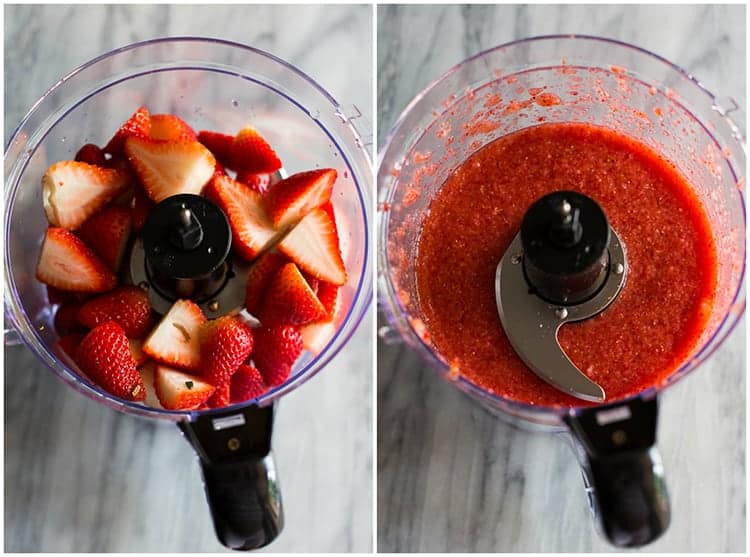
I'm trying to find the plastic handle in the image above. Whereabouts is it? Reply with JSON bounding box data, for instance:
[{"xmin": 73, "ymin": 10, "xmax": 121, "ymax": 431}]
[
  {"xmin": 565, "ymin": 396, "xmax": 670, "ymax": 547},
  {"xmin": 179, "ymin": 404, "xmax": 283, "ymax": 550}
]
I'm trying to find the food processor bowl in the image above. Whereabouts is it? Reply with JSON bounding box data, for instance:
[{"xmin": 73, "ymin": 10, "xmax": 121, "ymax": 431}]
[
  {"xmin": 377, "ymin": 35, "xmax": 744, "ymax": 547},
  {"xmin": 5, "ymin": 37, "xmax": 372, "ymax": 550}
]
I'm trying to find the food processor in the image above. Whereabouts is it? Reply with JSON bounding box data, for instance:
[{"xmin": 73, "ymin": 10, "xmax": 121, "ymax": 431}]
[
  {"xmin": 378, "ymin": 35, "xmax": 744, "ymax": 547},
  {"xmin": 5, "ymin": 37, "xmax": 372, "ymax": 551}
]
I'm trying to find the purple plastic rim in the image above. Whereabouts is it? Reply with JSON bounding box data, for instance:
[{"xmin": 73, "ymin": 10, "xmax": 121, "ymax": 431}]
[
  {"xmin": 5, "ymin": 37, "xmax": 373, "ymax": 420},
  {"xmin": 378, "ymin": 34, "xmax": 746, "ymax": 419}
]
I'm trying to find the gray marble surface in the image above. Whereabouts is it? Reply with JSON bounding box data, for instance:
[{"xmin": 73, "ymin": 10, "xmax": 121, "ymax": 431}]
[
  {"xmin": 378, "ymin": 4, "xmax": 745, "ymax": 553},
  {"xmin": 5, "ymin": 4, "xmax": 372, "ymax": 552}
]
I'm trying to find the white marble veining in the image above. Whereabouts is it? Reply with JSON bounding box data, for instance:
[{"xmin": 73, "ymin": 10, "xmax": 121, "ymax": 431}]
[
  {"xmin": 377, "ymin": 4, "xmax": 745, "ymax": 553},
  {"xmin": 5, "ymin": 4, "xmax": 373, "ymax": 552}
]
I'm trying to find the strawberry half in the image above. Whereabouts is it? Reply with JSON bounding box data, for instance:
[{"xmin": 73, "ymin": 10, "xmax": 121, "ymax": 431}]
[
  {"xmin": 230, "ymin": 126, "xmax": 282, "ymax": 174},
  {"xmin": 245, "ymin": 251, "xmax": 287, "ymax": 316},
  {"xmin": 143, "ymin": 299, "xmax": 206, "ymax": 370},
  {"xmin": 42, "ymin": 161, "xmax": 131, "ymax": 230},
  {"xmin": 252, "ymin": 326, "xmax": 303, "ymax": 387},
  {"xmin": 198, "ymin": 130, "xmax": 234, "ymax": 167},
  {"xmin": 231, "ymin": 364, "xmax": 267, "ymax": 403},
  {"xmin": 104, "ymin": 106, "xmax": 151, "ymax": 156},
  {"xmin": 204, "ymin": 175, "xmax": 282, "ymax": 260},
  {"xmin": 149, "ymin": 114, "xmax": 198, "ymax": 142},
  {"xmin": 54, "ymin": 302, "xmax": 85, "ymax": 336},
  {"xmin": 299, "ymin": 320, "xmax": 336, "ymax": 355},
  {"xmin": 77, "ymin": 286, "xmax": 154, "ymax": 339},
  {"xmin": 198, "ymin": 316, "xmax": 254, "ymax": 386},
  {"xmin": 138, "ymin": 361, "xmax": 163, "ymax": 409},
  {"xmin": 129, "ymin": 186, "xmax": 153, "ymax": 233},
  {"xmin": 36, "ymin": 228, "xmax": 118, "ymax": 293},
  {"xmin": 77, "ymin": 205, "xmax": 133, "ymax": 272},
  {"xmin": 265, "ymin": 168, "xmax": 336, "ymax": 228},
  {"xmin": 75, "ymin": 144, "xmax": 106, "ymax": 167},
  {"xmin": 316, "ymin": 281, "xmax": 340, "ymax": 319},
  {"xmin": 236, "ymin": 171, "xmax": 272, "ymax": 195},
  {"xmin": 124, "ymin": 136, "xmax": 216, "ymax": 203},
  {"xmin": 57, "ymin": 332, "xmax": 86, "ymax": 360},
  {"xmin": 75, "ymin": 321, "xmax": 146, "ymax": 401},
  {"xmin": 207, "ymin": 381, "xmax": 231, "ymax": 409},
  {"xmin": 277, "ymin": 208, "xmax": 346, "ymax": 285},
  {"xmin": 154, "ymin": 365, "xmax": 215, "ymax": 410},
  {"xmin": 259, "ymin": 262, "xmax": 326, "ymax": 327}
]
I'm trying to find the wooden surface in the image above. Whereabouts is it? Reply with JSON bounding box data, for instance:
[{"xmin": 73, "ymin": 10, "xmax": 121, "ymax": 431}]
[
  {"xmin": 377, "ymin": 4, "xmax": 746, "ymax": 553},
  {"xmin": 4, "ymin": 4, "xmax": 373, "ymax": 552}
]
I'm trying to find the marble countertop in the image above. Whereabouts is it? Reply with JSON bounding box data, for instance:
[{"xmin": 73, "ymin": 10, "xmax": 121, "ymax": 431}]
[
  {"xmin": 377, "ymin": 4, "xmax": 745, "ymax": 553},
  {"xmin": 4, "ymin": 4, "xmax": 373, "ymax": 552}
]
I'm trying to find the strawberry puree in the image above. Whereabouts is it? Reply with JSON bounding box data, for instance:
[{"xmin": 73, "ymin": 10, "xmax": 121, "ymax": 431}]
[{"xmin": 416, "ymin": 122, "xmax": 717, "ymax": 407}]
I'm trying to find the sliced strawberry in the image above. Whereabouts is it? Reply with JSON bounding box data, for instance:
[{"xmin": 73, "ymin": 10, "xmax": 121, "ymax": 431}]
[
  {"xmin": 124, "ymin": 136, "xmax": 215, "ymax": 203},
  {"xmin": 265, "ymin": 168, "xmax": 336, "ymax": 227},
  {"xmin": 143, "ymin": 299, "xmax": 206, "ymax": 370},
  {"xmin": 75, "ymin": 321, "xmax": 146, "ymax": 401},
  {"xmin": 104, "ymin": 106, "xmax": 151, "ymax": 156},
  {"xmin": 207, "ymin": 381, "xmax": 231, "ymax": 409},
  {"xmin": 204, "ymin": 175, "xmax": 283, "ymax": 260},
  {"xmin": 277, "ymin": 208, "xmax": 346, "ymax": 285},
  {"xmin": 36, "ymin": 228, "xmax": 118, "ymax": 293},
  {"xmin": 77, "ymin": 205, "xmax": 132, "ymax": 271},
  {"xmin": 129, "ymin": 186, "xmax": 153, "ymax": 233},
  {"xmin": 245, "ymin": 251, "xmax": 287, "ymax": 316},
  {"xmin": 230, "ymin": 126, "xmax": 282, "ymax": 174},
  {"xmin": 42, "ymin": 161, "xmax": 131, "ymax": 230},
  {"xmin": 154, "ymin": 365, "xmax": 215, "ymax": 410},
  {"xmin": 75, "ymin": 144, "xmax": 107, "ymax": 166},
  {"xmin": 316, "ymin": 281, "xmax": 340, "ymax": 319},
  {"xmin": 77, "ymin": 286, "xmax": 153, "ymax": 339},
  {"xmin": 236, "ymin": 171, "xmax": 272, "ymax": 195},
  {"xmin": 103, "ymin": 153, "xmax": 132, "ymax": 172},
  {"xmin": 54, "ymin": 302, "xmax": 85, "ymax": 336},
  {"xmin": 212, "ymin": 160, "xmax": 228, "ymax": 179},
  {"xmin": 302, "ymin": 272, "xmax": 320, "ymax": 295},
  {"xmin": 259, "ymin": 262, "xmax": 326, "ymax": 327},
  {"xmin": 231, "ymin": 365, "xmax": 267, "ymax": 402},
  {"xmin": 57, "ymin": 332, "xmax": 86, "ymax": 360},
  {"xmin": 198, "ymin": 316, "xmax": 254, "ymax": 386},
  {"xmin": 129, "ymin": 338, "xmax": 149, "ymax": 366},
  {"xmin": 138, "ymin": 361, "xmax": 163, "ymax": 409},
  {"xmin": 252, "ymin": 326, "xmax": 303, "ymax": 387},
  {"xmin": 198, "ymin": 130, "xmax": 234, "ymax": 167},
  {"xmin": 299, "ymin": 320, "xmax": 336, "ymax": 355},
  {"xmin": 149, "ymin": 114, "xmax": 197, "ymax": 142}
]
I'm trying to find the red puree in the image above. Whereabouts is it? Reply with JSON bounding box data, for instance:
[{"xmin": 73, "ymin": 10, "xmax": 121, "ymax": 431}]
[{"xmin": 416, "ymin": 122, "xmax": 717, "ymax": 407}]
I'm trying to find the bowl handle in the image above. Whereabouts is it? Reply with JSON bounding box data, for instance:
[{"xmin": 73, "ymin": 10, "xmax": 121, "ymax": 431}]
[
  {"xmin": 565, "ymin": 396, "xmax": 670, "ymax": 547},
  {"xmin": 179, "ymin": 404, "xmax": 283, "ymax": 550}
]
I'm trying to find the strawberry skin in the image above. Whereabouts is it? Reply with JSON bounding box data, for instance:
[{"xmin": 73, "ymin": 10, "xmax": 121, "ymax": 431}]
[
  {"xmin": 124, "ymin": 136, "xmax": 215, "ymax": 203},
  {"xmin": 236, "ymin": 171, "xmax": 272, "ymax": 195},
  {"xmin": 198, "ymin": 130, "xmax": 234, "ymax": 167},
  {"xmin": 316, "ymin": 281, "xmax": 340, "ymax": 319},
  {"xmin": 36, "ymin": 228, "xmax": 118, "ymax": 293},
  {"xmin": 260, "ymin": 262, "xmax": 326, "ymax": 327},
  {"xmin": 207, "ymin": 381, "xmax": 231, "ymax": 409},
  {"xmin": 129, "ymin": 186, "xmax": 153, "ymax": 232},
  {"xmin": 231, "ymin": 364, "xmax": 267, "ymax": 402},
  {"xmin": 149, "ymin": 114, "xmax": 197, "ymax": 142},
  {"xmin": 78, "ymin": 205, "xmax": 133, "ymax": 271},
  {"xmin": 230, "ymin": 126, "xmax": 282, "ymax": 173},
  {"xmin": 57, "ymin": 332, "xmax": 86, "ymax": 360},
  {"xmin": 104, "ymin": 106, "xmax": 151, "ymax": 155},
  {"xmin": 154, "ymin": 365, "xmax": 215, "ymax": 410},
  {"xmin": 75, "ymin": 144, "xmax": 107, "ymax": 166},
  {"xmin": 143, "ymin": 299, "xmax": 206, "ymax": 370},
  {"xmin": 199, "ymin": 316, "xmax": 254, "ymax": 386},
  {"xmin": 54, "ymin": 302, "xmax": 85, "ymax": 336},
  {"xmin": 204, "ymin": 175, "xmax": 282, "ymax": 260},
  {"xmin": 42, "ymin": 160, "xmax": 131, "ymax": 229},
  {"xmin": 129, "ymin": 338, "xmax": 149, "ymax": 366},
  {"xmin": 265, "ymin": 168, "xmax": 336, "ymax": 227},
  {"xmin": 277, "ymin": 208, "xmax": 346, "ymax": 285},
  {"xmin": 245, "ymin": 251, "xmax": 287, "ymax": 316},
  {"xmin": 77, "ymin": 286, "xmax": 154, "ymax": 339},
  {"xmin": 252, "ymin": 326, "xmax": 303, "ymax": 387},
  {"xmin": 75, "ymin": 321, "xmax": 146, "ymax": 401}
]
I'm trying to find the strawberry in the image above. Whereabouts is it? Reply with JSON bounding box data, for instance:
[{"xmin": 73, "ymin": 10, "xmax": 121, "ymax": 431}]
[
  {"xmin": 230, "ymin": 126, "xmax": 282, "ymax": 174},
  {"xmin": 252, "ymin": 326, "xmax": 302, "ymax": 387},
  {"xmin": 57, "ymin": 332, "xmax": 86, "ymax": 360},
  {"xmin": 75, "ymin": 144, "xmax": 106, "ymax": 166},
  {"xmin": 198, "ymin": 130, "xmax": 234, "ymax": 167},
  {"xmin": 138, "ymin": 361, "xmax": 163, "ymax": 409},
  {"xmin": 36, "ymin": 228, "xmax": 118, "ymax": 293},
  {"xmin": 149, "ymin": 114, "xmax": 197, "ymax": 142},
  {"xmin": 316, "ymin": 281, "xmax": 340, "ymax": 319},
  {"xmin": 265, "ymin": 168, "xmax": 336, "ymax": 227},
  {"xmin": 277, "ymin": 208, "xmax": 346, "ymax": 285},
  {"xmin": 244, "ymin": 251, "xmax": 287, "ymax": 315},
  {"xmin": 212, "ymin": 160, "xmax": 228, "ymax": 179},
  {"xmin": 236, "ymin": 171, "xmax": 272, "ymax": 195},
  {"xmin": 42, "ymin": 161, "xmax": 131, "ymax": 229},
  {"xmin": 129, "ymin": 338, "xmax": 149, "ymax": 366},
  {"xmin": 230, "ymin": 364, "xmax": 267, "ymax": 402},
  {"xmin": 75, "ymin": 321, "xmax": 146, "ymax": 401},
  {"xmin": 204, "ymin": 175, "xmax": 282, "ymax": 260},
  {"xmin": 299, "ymin": 320, "xmax": 336, "ymax": 355},
  {"xmin": 103, "ymin": 153, "xmax": 132, "ymax": 172},
  {"xmin": 129, "ymin": 186, "xmax": 153, "ymax": 232},
  {"xmin": 259, "ymin": 262, "xmax": 326, "ymax": 327},
  {"xmin": 207, "ymin": 381, "xmax": 231, "ymax": 409},
  {"xmin": 77, "ymin": 205, "xmax": 132, "ymax": 271},
  {"xmin": 143, "ymin": 299, "xmax": 206, "ymax": 370},
  {"xmin": 154, "ymin": 365, "xmax": 215, "ymax": 410},
  {"xmin": 77, "ymin": 286, "xmax": 154, "ymax": 339},
  {"xmin": 104, "ymin": 106, "xmax": 151, "ymax": 155},
  {"xmin": 124, "ymin": 136, "xmax": 216, "ymax": 203},
  {"xmin": 54, "ymin": 302, "xmax": 85, "ymax": 335},
  {"xmin": 47, "ymin": 286, "xmax": 73, "ymax": 305},
  {"xmin": 198, "ymin": 316, "xmax": 254, "ymax": 386},
  {"xmin": 302, "ymin": 272, "xmax": 320, "ymax": 295}
]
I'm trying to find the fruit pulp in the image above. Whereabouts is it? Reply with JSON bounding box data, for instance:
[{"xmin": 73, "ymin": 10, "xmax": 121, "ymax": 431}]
[{"xmin": 415, "ymin": 122, "xmax": 717, "ymax": 407}]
